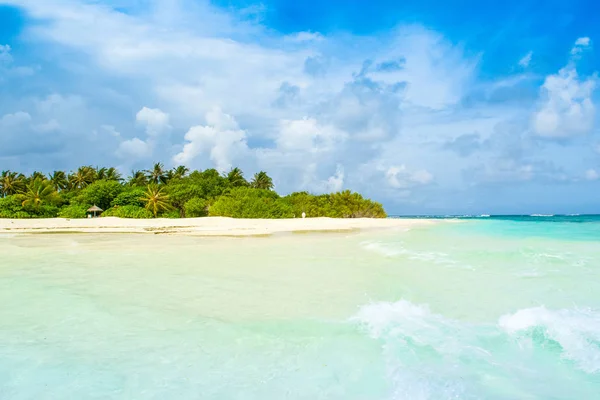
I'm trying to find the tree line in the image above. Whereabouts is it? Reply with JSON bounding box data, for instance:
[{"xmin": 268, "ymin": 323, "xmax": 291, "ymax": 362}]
[{"xmin": 0, "ymin": 164, "xmax": 387, "ymax": 219}]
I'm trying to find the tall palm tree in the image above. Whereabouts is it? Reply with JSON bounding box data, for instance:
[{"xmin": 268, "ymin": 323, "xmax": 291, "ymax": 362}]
[
  {"xmin": 141, "ymin": 184, "xmax": 170, "ymax": 217},
  {"xmin": 0, "ymin": 170, "xmax": 25, "ymax": 197},
  {"xmin": 18, "ymin": 178, "xmax": 57, "ymax": 208},
  {"xmin": 105, "ymin": 167, "xmax": 123, "ymax": 182},
  {"xmin": 146, "ymin": 162, "xmax": 167, "ymax": 185},
  {"xmin": 69, "ymin": 166, "xmax": 95, "ymax": 189},
  {"xmin": 128, "ymin": 170, "xmax": 148, "ymax": 187},
  {"xmin": 251, "ymin": 171, "xmax": 274, "ymax": 190},
  {"xmin": 48, "ymin": 171, "xmax": 68, "ymax": 192},
  {"xmin": 29, "ymin": 171, "xmax": 46, "ymax": 183},
  {"xmin": 172, "ymin": 165, "xmax": 189, "ymax": 180},
  {"xmin": 95, "ymin": 167, "xmax": 108, "ymax": 180},
  {"xmin": 226, "ymin": 167, "xmax": 248, "ymax": 187}
]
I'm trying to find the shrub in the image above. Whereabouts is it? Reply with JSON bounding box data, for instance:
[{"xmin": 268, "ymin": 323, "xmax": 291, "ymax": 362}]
[
  {"xmin": 158, "ymin": 209, "xmax": 181, "ymax": 219},
  {"xmin": 209, "ymin": 187, "xmax": 294, "ymax": 218},
  {"xmin": 76, "ymin": 180, "xmax": 123, "ymax": 210},
  {"xmin": 184, "ymin": 198, "xmax": 207, "ymax": 217},
  {"xmin": 111, "ymin": 188, "xmax": 146, "ymax": 208},
  {"xmin": 0, "ymin": 196, "xmax": 25, "ymax": 218},
  {"xmin": 58, "ymin": 204, "xmax": 89, "ymax": 219},
  {"xmin": 102, "ymin": 205, "xmax": 153, "ymax": 219}
]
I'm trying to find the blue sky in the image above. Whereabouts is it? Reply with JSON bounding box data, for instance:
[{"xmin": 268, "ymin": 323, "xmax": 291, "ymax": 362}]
[{"xmin": 0, "ymin": 0, "xmax": 599, "ymax": 215}]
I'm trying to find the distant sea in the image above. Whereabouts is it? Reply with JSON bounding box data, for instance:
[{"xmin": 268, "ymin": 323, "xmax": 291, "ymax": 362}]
[{"xmin": 1, "ymin": 216, "xmax": 600, "ymax": 399}]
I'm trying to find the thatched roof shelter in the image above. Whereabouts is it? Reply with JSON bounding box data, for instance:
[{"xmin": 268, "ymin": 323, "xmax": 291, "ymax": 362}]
[{"xmin": 87, "ymin": 205, "xmax": 103, "ymax": 217}]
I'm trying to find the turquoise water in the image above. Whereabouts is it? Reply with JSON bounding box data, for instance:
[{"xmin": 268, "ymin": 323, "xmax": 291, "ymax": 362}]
[{"xmin": 1, "ymin": 218, "xmax": 600, "ymax": 399}]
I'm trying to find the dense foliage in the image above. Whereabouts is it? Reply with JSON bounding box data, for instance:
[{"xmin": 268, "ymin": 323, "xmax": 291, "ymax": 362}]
[{"xmin": 0, "ymin": 165, "xmax": 386, "ymax": 219}]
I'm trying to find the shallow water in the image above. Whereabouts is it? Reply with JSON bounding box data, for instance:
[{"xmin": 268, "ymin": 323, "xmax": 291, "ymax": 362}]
[{"xmin": 1, "ymin": 219, "xmax": 600, "ymax": 399}]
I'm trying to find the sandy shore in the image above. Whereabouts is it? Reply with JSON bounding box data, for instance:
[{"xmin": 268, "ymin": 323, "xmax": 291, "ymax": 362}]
[{"xmin": 0, "ymin": 217, "xmax": 436, "ymax": 236}]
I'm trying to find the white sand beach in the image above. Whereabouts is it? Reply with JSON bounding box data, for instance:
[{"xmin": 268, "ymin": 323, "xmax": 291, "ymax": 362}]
[{"xmin": 0, "ymin": 217, "xmax": 435, "ymax": 236}]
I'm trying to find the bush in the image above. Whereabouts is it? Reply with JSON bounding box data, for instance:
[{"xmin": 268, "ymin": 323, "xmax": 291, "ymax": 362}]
[
  {"xmin": 76, "ymin": 180, "xmax": 123, "ymax": 210},
  {"xmin": 283, "ymin": 190, "xmax": 386, "ymax": 218},
  {"xmin": 102, "ymin": 205, "xmax": 153, "ymax": 219},
  {"xmin": 158, "ymin": 209, "xmax": 181, "ymax": 219},
  {"xmin": 209, "ymin": 187, "xmax": 294, "ymax": 218},
  {"xmin": 0, "ymin": 196, "xmax": 25, "ymax": 218},
  {"xmin": 184, "ymin": 198, "xmax": 207, "ymax": 217},
  {"xmin": 58, "ymin": 204, "xmax": 89, "ymax": 219},
  {"xmin": 111, "ymin": 188, "xmax": 146, "ymax": 208}
]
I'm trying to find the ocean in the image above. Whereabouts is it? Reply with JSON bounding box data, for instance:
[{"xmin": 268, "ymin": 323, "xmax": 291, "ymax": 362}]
[{"xmin": 1, "ymin": 216, "xmax": 600, "ymax": 399}]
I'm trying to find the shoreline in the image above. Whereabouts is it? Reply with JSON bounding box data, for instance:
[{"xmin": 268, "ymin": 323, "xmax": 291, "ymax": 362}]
[{"xmin": 0, "ymin": 217, "xmax": 438, "ymax": 236}]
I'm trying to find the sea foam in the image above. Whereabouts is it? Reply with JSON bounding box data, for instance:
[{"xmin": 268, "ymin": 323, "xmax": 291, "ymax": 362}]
[
  {"xmin": 499, "ymin": 307, "xmax": 600, "ymax": 373},
  {"xmin": 360, "ymin": 241, "xmax": 458, "ymax": 266}
]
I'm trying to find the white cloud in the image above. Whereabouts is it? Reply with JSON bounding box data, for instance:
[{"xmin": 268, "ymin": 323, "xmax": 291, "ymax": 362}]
[
  {"xmin": 533, "ymin": 39, "xmax": 597, "ymax": 138},
  {"xmin": 385, "ymin": 165, "xmax": 434, "ymax": 189},
  {"xmin": 575, "ymin": 37, "xmax": 591, "ymax": 46},
  {"xmin": 276, "ymin": 118, "xmax": 346, "ymax": 152},
  {"xmin": 572, "ymin": 37, "xmax": 591, "ymax": 55},
  {"xmin": 325, "ymin": 164, "xmax": 344, "ymax": 192},
  {"xmin": 173, "ymin": 108, "xmax": 249, "ymax": 172},
  {"xmin": 115, "ymin": 106, "xmax": 170, "ymax": 162},
  {"xmin": 0, "ymin": 111, "xmax": 32, "ymax": 126},
  {"xmin": 585, "ymin": 169, "xmax": 599, "ymax": 181},
  {"xmin": 136, "ymin": 107, "xmax": 170, "ymax": 137},
  {"xmin": 116, "ymin": 137, "xmax": 152, "ymax": 159},
  {"xmin": 102, "ymin": 125, "xmax": 121, "ymax": 137},
  {"xmin": 518, "ymin": 51, "xmax": 533, "ymax": 68}
]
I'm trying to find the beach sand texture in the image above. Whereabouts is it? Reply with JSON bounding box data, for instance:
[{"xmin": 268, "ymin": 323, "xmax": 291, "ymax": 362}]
[{"xmin": 0, "ymin": 216, "xmax": 435, "ymax": 236}]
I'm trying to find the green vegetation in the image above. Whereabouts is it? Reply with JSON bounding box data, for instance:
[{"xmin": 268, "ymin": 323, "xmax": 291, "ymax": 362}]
[{"xmin": 0, "ymin": 165, "xmax": 386, "ymax": 219}]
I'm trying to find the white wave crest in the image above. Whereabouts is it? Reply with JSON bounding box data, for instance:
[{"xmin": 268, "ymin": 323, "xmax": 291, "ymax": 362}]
[
  {"xmin": 352, "ymin": 300, "xmax": 475, "ymax": 399},
  {"xmin": 360, "ymin": 241, "xmax": 458, "ymax": 266},
  {"xmin": 499, "ymin": 307, "xmax": 600, "ymax": 373}
]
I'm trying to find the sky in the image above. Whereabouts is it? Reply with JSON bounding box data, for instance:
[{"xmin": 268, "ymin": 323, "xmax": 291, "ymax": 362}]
[{"xmin": 0, "ymin": 0, "xmax": 599, "ymax": 215}]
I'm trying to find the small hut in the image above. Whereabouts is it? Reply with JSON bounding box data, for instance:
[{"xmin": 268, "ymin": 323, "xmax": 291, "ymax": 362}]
[{"xmin": 87, "ymin": 205, "xmax": 103, "ymax": 218}]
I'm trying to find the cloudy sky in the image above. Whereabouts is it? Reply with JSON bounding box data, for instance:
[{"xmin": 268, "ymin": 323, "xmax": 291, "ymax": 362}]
[{"xmin": 0, "ymin": 0, "xmax": 599, "ymax": 215}]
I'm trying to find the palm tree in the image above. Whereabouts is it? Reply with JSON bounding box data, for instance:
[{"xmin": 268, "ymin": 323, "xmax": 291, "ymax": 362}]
[
  {"xmin": 251, "ymin": 171, "xmax": 274, "ymax": 190},
  {"xmin": 95, "ymin": 167, "xmax": 108, "ymax": 180},
  {"xmin": 0, "ymin": 170, "xmax": 25, "ymax": 197},
  {"xmin": 105, "ymin": 167, "xmax": 123, "ymax": 182},
  {"xmin": 226, "ymin": 167, "xmax": 248, "ymax": 187},
  {"xmin": 48, "ymin": 171, "xmax": 68, "ymax": 192},
  {"xmin": 141, "ymin": 184, "xmax": 170, "ymax": 217},
  {"xmin": 172, "ymin": 165, "xmax": 189, "ymax": 180},
  {"xmin": 128, "ymin": 170, "xmax": 148, "ymax": 187},
  {"xmin": 69, "ymin": 166, "xmax": 95, "ymax": 189},
  {"xmin": 29, "ymin": 171, "xmax": 46, "ymax": 183},
  {"xmin": 146, "ymin": 162, "xmax": 167, "ymax": 185},
  {"xmin": 18, "ymin": 178, "xmax": 57, "ymax": 208}
]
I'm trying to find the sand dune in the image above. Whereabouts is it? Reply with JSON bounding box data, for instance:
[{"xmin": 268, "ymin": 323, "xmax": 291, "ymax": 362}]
[{"xmin": 0, "ymin": 217, "xmax": 435, "ymax": 236}]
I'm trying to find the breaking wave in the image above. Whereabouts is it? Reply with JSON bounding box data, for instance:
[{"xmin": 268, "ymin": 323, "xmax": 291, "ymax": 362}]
[
  {"xmin": 351, "ymin": 300, "xmax": 600, "ymax": 399},
  {"xmin": 499, "ymin": 306, "xmax": 600, "ymax": 373}
]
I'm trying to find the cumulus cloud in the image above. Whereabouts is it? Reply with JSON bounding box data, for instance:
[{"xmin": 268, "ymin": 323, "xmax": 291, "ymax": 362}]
[
  {"xmin": 116, "ymin": 138, "xmax": 152, "ymax": 159},
  {"xmin": 276, "ymin": 118, "xmax": 346, "ymax": 152},
  {"xmin": 116, "ymin": 107, "xmax": 171, "ymax": 162},
  {"xmin": 532, "ymin": 39, "xmax": 597, "ymax": 138},
  {"xmin": 571, "ymin": 37, "xmax": 591, "ymax": 55},
  {"xmin": 325, "ymin": 164, "xmax": 345, "ymax": 192},
  {"xmin": 173, "ymin": 108, "xmax": 249, "ymax": 172},
  {"xmin": 385, "ymin": 165, "xmax": 434, "ymax": 189},
  {"xmin": 136, "ymin": 107, "xmax": 171, "ymax": 137}
]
